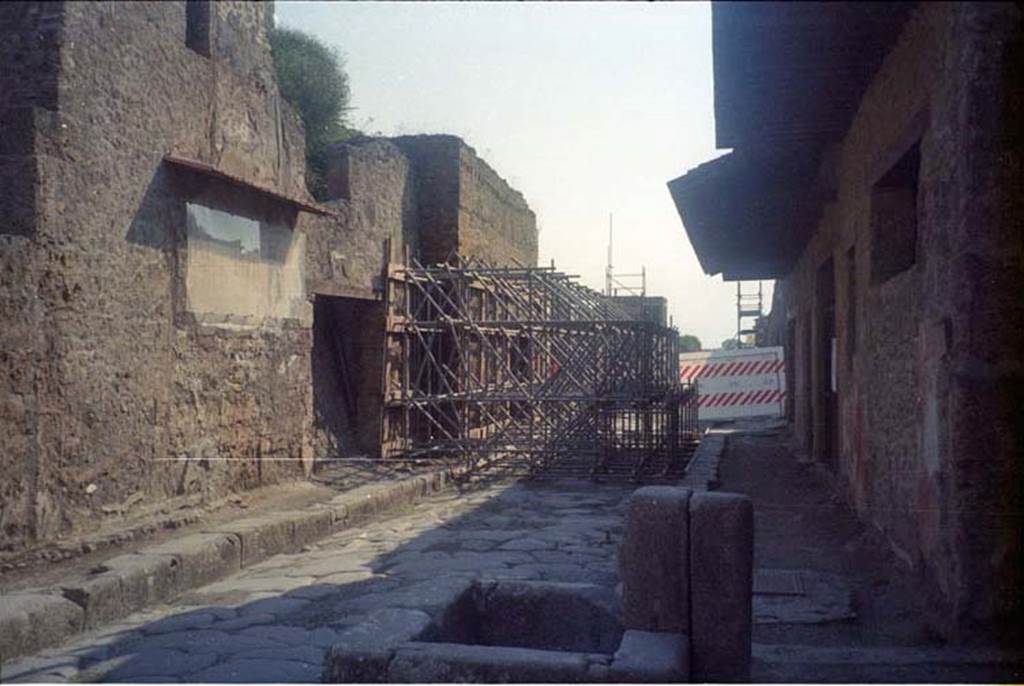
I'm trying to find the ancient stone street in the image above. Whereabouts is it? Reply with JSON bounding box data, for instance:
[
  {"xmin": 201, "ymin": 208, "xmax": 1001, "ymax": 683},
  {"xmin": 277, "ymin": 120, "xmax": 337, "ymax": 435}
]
[{"xmin": 2, "ymin": 481, "xmax": 629, "ymax": 683}]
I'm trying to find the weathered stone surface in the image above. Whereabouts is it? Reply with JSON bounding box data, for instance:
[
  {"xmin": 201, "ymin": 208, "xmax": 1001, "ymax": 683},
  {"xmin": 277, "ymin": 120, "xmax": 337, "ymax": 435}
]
[
  {"xmin": 469, "ymin": 580, "xmax": 622, "ymax": 653},
  {"xmin": 61, "ymin": 554, "xmax": 184, "ymax": 631},
  {"xmin": 282, "ymin": 509, "xmax": 335, "ymax": 551},
  {"xmin": 192, "ymin": 658, "xmax": 321, "ymax": 683},
  {"xmin": 753, "ymin": 569, "xmax": 855, "ymax": 625},
  {"xmin": 0, "ymin": 652, "xmax": 81, "ymax": 683},
  {"xmin": 233, "ymin": 624, "xmax": 311, "ymax": 645},
  {"xmin": 117, "ymin": 629, "xmax": 283, "ymax": 656},
  {"xmin": 4, "ymin": 479, "xmax": 630, "ymax": 677},
  {"xmin": 236, "ymin": 597, "xmax": 310, "ymax": 619},
  {"xmin": 498, "ymin": 537, "xmax": 555, "ymax": 552},
  {"xmin": 689, "ymin": 491, "xmax": 754, "ymax": 682},
  {"xmin": 60, "ymin": 574, "xmax": 125, "ymax": 631},
  {"xmin": 90, "ymin": 649, "xmax": 218, "ymax": 681},
  {"xmin": 103, "ymin": 554, "xmax": 184, "ymax": 615},
  {"xmin": 609, "ymin": 630, "xmax": 689, "ymax": 683},
  {"xmin": 322, "ymin": 608, "xmax": 433, "ymax": 682},
  {"xmin": 208, "ymin": 516, "xmax": 295, "ymax": 568},
  {"xmin": 387, "ymin": 642, "xmax": 594, "ymax": 683},
  {"xmin": 618, "ymin": 486, "xmax": 691, "ymax": 633},
  {"xmin": 139, "ymin": 610, "xmax": 218, "ymax": 636},
  {"xmin": 0, "ymin": 593, "xmax": 84, "ymax": 661},
  {"xmin": 143, "ymin": 533, "xmax": 242, "ymax": 590},
  {"xmin": 234, "ymin": 645, "xmax": 326, "ymax": 665}
]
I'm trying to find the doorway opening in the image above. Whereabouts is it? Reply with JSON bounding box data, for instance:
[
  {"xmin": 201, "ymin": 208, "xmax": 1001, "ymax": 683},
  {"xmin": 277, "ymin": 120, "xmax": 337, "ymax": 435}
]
[
  {"xmin": 312, "ymin": 294, "xmax": 385, "ymax": 465},
  {"xmin": 816, "ymin": 258, "xmax": 838, "ymax": 470}
]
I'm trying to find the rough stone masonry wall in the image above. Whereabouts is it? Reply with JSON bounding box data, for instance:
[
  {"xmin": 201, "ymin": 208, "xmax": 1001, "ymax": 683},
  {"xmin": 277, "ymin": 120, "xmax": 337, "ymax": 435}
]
[
  {"xmin": 393, "ymin": 135, "xmax": 538, "ymax": 268},
  {"xmin": 392, "ymin": 135, "xmax": 462, "ymax": 266},
  {"xmin": 306, "ymin": 138, "xmax": 421, "ymax": 460},
  {"xmin": 456, "ymin": 143, "xmax": 538, "ymax": 267},
  {"xmin": 0, "ymin": 1, "xmax": 315, "ymax": 554},
  {"xmin": 779, "ymin": 2, "xmax": 1024, "ymax": 635}
]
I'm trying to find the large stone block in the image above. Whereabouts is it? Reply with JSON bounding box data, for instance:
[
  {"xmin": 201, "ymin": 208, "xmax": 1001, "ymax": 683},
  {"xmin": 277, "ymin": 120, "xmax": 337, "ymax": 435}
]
[
  {"xmin": 285, "ymin": 508, "xmax": 335, "ymax": 549},
  {"xmin": 142, "ymin": 532, "xmax": 241, "ymax": 590},
  {"xmin": 322, "ymin": 608, "xmax": 433, "ymax": 682},
  {"xmin": 104, "ymin": 553, "xmax": 183, "ymax": 613},
  {"xmin": 609, "ymin": 629, "xmax": 689, "ymax": 683},
  {"xmin": 208, "ymin": 515, "xmax": 295, "ymax": 568},
  {"xmin": 689, "ymin": 491, "xmax": 754, "ymax": 682},
  {"xmin": 60, "ymin": 573, "xmax": 126, "ymax": 630},
  {"xmin": 0, "ymin": 592, "xmax": 84, "ymax": 661},
  {"xmin": 617, "ymin": 486, "xmax": 691, "ymax": 633},
  {"xmin": 387, "ymin": 643, "xmax": 594, "ymax": 684}
]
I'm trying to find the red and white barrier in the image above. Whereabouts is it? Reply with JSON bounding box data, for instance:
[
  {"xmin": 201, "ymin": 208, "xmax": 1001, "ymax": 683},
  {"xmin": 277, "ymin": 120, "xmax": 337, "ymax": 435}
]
[{"xmin": 680, "ymin": 346, "xmax": 786, "ymax": 420}]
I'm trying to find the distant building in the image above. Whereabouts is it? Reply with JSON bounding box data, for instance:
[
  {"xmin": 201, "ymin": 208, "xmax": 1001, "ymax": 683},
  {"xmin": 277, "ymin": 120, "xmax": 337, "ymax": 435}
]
[
  {"xmin": 669, "ymin": 2, "xmax": 1022, "ymax": 637},
  {"xmin": 608, "ymin": 295, "xmax": 668, "ymax": 328}
]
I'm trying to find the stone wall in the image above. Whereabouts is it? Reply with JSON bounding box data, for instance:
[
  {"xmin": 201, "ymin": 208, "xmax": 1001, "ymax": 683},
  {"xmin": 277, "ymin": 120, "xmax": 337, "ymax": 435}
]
[
  {"xmin": 0, "ymin": 3, "xmax": 541, "ymax": 555},
  {"xmin": 308, "ymin": 135, "xmax": 538, "ymax": 459},
  {"xmin": 393, "ymin": 135, "xmax": 538, "ymax": 267},
  {"xmin": 778, "ymin": 2, "xmax": 1024, "ymax": 634},
  {"xmin": 456, "ymin": 143, "xmax": 538, "ymax": 267},
  {"xmin": 0, "ymin": 1, "xmax": 314, "ymax": 553},
  {"xmin": 392, "ymin": 136, "xmax": 462, "ymax": 266},
  {"xmin": 609, "ymin": 296, "xmax": 668, "ymax": 327}
]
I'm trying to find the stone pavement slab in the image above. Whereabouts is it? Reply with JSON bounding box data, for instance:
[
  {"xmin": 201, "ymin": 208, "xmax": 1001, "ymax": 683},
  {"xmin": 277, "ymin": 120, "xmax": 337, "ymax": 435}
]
[{"xmin": 2, "ymin": 479, "xmax": 631, "ymax": 683}]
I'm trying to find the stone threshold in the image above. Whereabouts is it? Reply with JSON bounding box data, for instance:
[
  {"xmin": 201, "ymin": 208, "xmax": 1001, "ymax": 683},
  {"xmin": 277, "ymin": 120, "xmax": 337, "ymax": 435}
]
[{"xmin": 0, "ymin": 470, "xmax": 453, "ymax": 663}]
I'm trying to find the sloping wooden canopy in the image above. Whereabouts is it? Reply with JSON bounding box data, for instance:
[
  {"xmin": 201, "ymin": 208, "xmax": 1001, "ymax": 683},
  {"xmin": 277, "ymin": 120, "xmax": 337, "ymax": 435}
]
[
  {"xmin": 671, "ymin": 2, "xmax": 915, "ymax": 279},
  {"xmin": 164, "ymin": 154, "xmax": 335, "ymax": 216}
]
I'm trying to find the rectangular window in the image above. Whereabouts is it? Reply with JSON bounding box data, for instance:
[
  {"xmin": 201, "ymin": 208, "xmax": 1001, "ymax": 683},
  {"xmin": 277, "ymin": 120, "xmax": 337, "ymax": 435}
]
[
  {"xmin": 186, "ymin": 0, "xmax": 211, "ymax": 57},
  {"xmin": 846, "ymin": 245, "xmax": 856, "ymax": 369},
  {"xmin": 870, "ymin": 141, "xmax": 920, "ymax": 284}
]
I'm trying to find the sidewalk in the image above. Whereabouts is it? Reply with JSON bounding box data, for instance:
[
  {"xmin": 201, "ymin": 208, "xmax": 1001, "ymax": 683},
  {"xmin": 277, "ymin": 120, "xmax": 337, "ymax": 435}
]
[
  {"xmin": 717, "ymin": 418, "xmax": 1024, "ymax": 683},
  {"xmin": 0, "ymin": 479, "xmax": 630, "ymax": 683},
  {"xmin": 0, "ymin": 466, "xmax": 452, "ymax": 665}
]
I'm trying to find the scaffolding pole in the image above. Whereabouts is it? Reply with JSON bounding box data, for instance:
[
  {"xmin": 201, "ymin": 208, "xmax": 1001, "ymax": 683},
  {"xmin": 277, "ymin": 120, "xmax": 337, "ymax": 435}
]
[{"xmin": 380, "ymin": 255, "xmax": 700, "ymax": 483}]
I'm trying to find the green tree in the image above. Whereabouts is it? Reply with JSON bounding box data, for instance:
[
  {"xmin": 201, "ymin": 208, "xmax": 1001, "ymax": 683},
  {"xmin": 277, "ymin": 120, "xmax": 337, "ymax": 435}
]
[
  {"xmin": 721, "ymin": 337, "xmax": 739, "ymax": 350},
  {"xmin": 678, "ymin": 334, "xmax": 702, "ymax": 353},
  {"xmin": 269, "ymin": 27, "xmax": 357, "ymax": 199}
]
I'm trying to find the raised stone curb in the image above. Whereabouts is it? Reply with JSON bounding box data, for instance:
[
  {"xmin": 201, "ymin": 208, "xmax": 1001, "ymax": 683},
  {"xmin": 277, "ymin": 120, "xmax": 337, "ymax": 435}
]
[
  {"xmin": 0, "ymin": 469, "xmax": 452, "ymax": 663},
  {"xmin": 680, "ymin": 430, "xmax": 725, "ymax": 491},
  {"xmin": 0, "ymin": 593, "xmax": 84, "ymax": 661}
]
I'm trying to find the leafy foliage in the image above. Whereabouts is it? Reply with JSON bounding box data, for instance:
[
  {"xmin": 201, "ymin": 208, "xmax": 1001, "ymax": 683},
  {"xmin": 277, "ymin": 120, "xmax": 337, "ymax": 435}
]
[
  {"xmin": 269, "ymin": 27, "xmax": 357, "ymax": 199},
  {"xmin": 678, "ymin": 334, "xmax": 702, "ymax": 353}
]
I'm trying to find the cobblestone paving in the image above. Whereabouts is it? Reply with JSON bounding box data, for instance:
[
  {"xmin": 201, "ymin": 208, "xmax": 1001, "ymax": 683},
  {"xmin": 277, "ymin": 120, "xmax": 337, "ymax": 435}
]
[{"xmin": 3, "ymin": 480, "xmax": 630, "ymax": 683}]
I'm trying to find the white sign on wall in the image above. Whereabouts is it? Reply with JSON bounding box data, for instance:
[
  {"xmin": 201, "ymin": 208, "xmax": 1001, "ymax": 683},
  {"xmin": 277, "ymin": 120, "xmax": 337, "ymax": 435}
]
[{"xmin": 680, "ymin": 346, "xmax": 786, "ymax": 421}]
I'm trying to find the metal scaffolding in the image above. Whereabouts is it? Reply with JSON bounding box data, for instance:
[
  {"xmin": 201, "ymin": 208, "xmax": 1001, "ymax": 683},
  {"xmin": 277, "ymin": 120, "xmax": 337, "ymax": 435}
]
[{"xmin": 380, "ymin": 255, "xmax": 699, "ymax": 482}]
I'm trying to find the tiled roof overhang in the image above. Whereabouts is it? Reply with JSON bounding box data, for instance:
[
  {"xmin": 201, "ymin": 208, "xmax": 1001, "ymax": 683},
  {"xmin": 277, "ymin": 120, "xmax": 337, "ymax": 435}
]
[
  {"xmin": 671, "ymin": 1, "xmax": 916, "ymax": 280},
  {"xmin": 164, "ymin": 155, "xmax": 335, "ymax": 216},
  {"xmin": 668, "ymin": 149, "xmax": 824, "ymax": 280}
]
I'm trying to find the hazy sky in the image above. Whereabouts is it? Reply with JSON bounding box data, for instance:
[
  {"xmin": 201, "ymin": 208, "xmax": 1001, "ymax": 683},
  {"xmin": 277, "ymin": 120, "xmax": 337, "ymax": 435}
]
[{"xmin": 275, "ymin": 1, "xmax": 771, "ymax": 348}]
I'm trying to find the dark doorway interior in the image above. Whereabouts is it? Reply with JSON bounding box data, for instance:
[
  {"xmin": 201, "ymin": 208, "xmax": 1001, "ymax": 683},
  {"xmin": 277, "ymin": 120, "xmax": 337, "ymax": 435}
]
[
  {"xmin": 803, "ymin": 312, "xmax": 813, "ymax": 453},
  {"xmin": 816, "ymin": 258, "xmax": 838, "ymax": 469},
  {"xmin": 312, "ymin": 295, "xmax": 385, "ymax": 462},
  {"xmin": 785, "ymin": 318, "xmax": 796, "ymax": 421}
]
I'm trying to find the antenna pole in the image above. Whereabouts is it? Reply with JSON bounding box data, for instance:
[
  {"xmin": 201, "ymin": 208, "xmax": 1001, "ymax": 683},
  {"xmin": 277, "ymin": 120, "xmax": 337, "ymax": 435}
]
[{"xmin": 605, "ymin": 213, "xmax": 613, "ymax": 296}]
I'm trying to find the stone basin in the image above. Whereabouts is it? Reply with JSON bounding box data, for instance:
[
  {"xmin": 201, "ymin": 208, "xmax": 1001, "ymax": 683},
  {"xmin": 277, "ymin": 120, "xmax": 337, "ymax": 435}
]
[{"xmin": 322, "ymin": 579, "xmax": 688, "ymax": 683}]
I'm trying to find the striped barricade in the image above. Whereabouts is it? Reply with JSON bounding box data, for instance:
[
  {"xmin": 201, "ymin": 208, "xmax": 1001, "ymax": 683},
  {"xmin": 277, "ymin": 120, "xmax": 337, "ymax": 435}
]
[{"xmin": 680, "ymin": 346, "xmax": 786, "ymax": 421}]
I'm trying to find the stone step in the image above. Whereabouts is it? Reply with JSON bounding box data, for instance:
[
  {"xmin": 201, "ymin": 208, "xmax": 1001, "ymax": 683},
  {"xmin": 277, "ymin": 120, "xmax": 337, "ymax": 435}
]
[{"xmin": 753, "ymin": 642, "xmax": 1024, "ymax": 667}]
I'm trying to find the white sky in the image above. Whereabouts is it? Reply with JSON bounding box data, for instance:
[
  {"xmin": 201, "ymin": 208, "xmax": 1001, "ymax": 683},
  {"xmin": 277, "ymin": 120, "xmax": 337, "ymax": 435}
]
[{"xmin": 275, "ymin": 0, "xmax": 772, "ymax": 348}]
